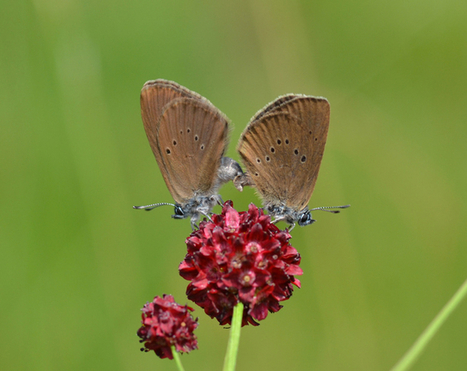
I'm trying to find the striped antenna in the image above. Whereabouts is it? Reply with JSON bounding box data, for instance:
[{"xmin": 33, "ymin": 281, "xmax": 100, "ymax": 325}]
[
  {"xmin": 310, "ymin": 204, "xmax": 350, "ymax": 214},
  {"xmin": 133, "ymin": 202, "xmax": 177, "ymax": 211}
]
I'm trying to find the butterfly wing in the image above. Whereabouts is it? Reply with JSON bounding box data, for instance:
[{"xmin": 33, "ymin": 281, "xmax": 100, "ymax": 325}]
[
  {"xmin": 250, "ymin": 94, "xmax": 298, "ymax": 122},
  {"xmin": 156, "ymin": 97, "xmax": 229, "ymax": 204},
  {"xmin": 140, "ymin": 79, "xmax": 212, "ymax": 174},
  {"xmin": 140, "ymin": 80, "xmax": 228, "ymax": 204},
  {"xmin": 238, "ymin": 96, "xmax": 330, "ymax": 211},
  {"xmin": 252, "ymin": 95, "xmax": 330, "ymax": 131}
]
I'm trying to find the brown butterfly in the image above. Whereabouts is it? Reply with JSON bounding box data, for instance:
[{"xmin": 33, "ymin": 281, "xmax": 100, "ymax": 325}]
[
  {"xmin": 235, "ymin": 94, "xmax": 349, "ymax": 230},
  {"xmin": 134, "ymin": 79, "xmax": 244, "ymax": 229}
]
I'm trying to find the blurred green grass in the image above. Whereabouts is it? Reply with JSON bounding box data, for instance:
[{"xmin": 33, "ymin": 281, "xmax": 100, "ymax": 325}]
[{"xmin": 1, "ymin": 0, "xmax": 467, "ymax": 370}]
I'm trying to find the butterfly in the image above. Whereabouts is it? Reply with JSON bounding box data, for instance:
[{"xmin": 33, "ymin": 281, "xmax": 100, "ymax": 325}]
[
  {"xmin": 235, "ymin": 94, "xmax": 349, "ymax": 230},
  {"xmin": 134, "ymin": 79, "xmax": 244, "ymax": 229}
]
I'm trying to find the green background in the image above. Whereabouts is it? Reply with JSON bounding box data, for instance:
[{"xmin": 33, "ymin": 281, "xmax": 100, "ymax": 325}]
[{"xmin": 2, "ymin": 0, "xmax": 467, "ymax": 370}]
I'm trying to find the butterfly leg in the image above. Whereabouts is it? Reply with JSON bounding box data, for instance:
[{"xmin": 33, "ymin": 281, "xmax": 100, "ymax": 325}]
[
  {"xmin": 199, "ymin": 211, "xmax": 213, "ymax": 222},
  {"xmin": 271, "ymin": 216, "xmax": 296, "ymax": 231}
]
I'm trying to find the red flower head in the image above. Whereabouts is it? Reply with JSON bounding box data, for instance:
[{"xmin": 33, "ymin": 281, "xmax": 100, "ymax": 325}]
[
  {"xmin": 179, "ymin": 201, "xmax": 303, "ymax": 326},
  {"xmin": 137, "ymin": 294, "xmax": 198, "ymax": 359}
]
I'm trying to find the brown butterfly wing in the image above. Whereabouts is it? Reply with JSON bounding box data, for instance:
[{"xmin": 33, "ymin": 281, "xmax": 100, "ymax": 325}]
[
  {"xmin": 274, "ymin": 96, "xmax": 330, "ymax": 136},
  {"xmin": 252, "ymin": 95, "xmax": 330, "ymax": 131},
  {"xmin": 156, "ymin": 97, "xmax": 229, "ymax": 204},
  {"xmin": 140, "ymin": 79, "xmax": 212, "ymax": 174},
  {"xmin": 238, "ymin": 96, "xmax": 330, "ymax": 211},
  {"xmin": 250, "ymin": 94, "xmax": 298, "ymax": 122}
]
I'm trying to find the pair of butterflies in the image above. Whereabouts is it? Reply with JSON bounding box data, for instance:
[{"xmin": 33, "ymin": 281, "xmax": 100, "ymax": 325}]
[{"xmin": 134, "ymin": 79, "xmax": 348, "ymax": 230}]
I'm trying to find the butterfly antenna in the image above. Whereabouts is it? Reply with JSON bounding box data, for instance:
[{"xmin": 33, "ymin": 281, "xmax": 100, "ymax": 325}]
[
  {"xmin": 310, "ymin": 204, "xmax": 351, "ymax": 214},
  {"xmin": 133, "ymin": 202, "xmax": 177, "ymax": 211}
]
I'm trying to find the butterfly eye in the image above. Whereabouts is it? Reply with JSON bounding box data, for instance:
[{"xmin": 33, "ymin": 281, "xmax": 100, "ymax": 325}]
[
  {"xmin": 174, "ymin": 205, "xmax": 185, "ymax": 216},
  {"xmin": 298, "ymin": 211, "xmax": 315, "ymax": 226}
]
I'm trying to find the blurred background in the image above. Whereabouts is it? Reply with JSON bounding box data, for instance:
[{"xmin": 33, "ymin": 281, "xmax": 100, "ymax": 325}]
[{"xmin": 2, "ymin": 0, "xmax": 467, "ymax": 370}]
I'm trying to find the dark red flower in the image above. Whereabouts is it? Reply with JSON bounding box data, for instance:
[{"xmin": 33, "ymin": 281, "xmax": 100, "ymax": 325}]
[
  {"xmin": 137, "ymin": 294, "xmax": 198, "ymax": 359},
  {"xmin": 179, "ymin": 201, "xmax": 302, "ymax": 326}
]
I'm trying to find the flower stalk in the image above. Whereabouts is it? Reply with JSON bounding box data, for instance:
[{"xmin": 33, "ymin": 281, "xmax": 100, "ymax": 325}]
[
  {"xmin": 390, "ymin": 277, "xmax": 467, "ymax": 371},
  {"xmin": 223, "ymin": 302, "xmax": 244, "ymax": 371},
  {"xmin": 171, "ymin": 345, "xmax": 186, "ymax": 371}
]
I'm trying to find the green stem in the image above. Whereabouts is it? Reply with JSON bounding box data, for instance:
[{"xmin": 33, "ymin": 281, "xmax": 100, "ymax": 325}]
[
  {"xmin": 171, "ymin": 345, "xmax": 185, "ymax": 371},
  {"xmin": 223, "ymin": 301, "xmax": 244, "ymax": 371},
  {"xmin": 390, "ymin": 277, "xmax": 467, "ymax": 371}
]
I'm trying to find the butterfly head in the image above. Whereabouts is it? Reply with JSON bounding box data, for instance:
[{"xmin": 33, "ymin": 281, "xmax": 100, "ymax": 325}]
[
  {"xmin": 172, "ymin": 204, "xmax": 187, "ymax": 220},
  {"xmin": 297, "ymin": 209, "xmax": 316, "ymax": 227}
]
